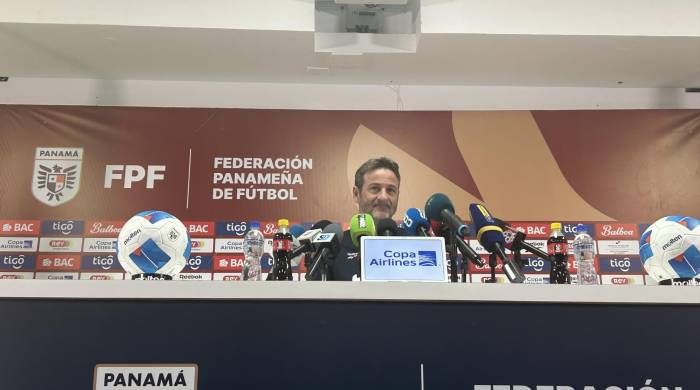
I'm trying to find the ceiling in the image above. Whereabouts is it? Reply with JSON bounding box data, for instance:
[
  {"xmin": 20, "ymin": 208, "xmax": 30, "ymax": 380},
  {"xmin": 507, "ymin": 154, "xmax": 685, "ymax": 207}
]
[{"xmin": 1, "ymin": 22, "xmax": 699, "ymax": 88}]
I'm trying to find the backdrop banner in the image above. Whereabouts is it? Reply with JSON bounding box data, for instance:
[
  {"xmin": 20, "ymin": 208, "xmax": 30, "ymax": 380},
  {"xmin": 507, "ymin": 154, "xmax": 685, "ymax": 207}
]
[{"xmin": 1, "ymin": 106, "xmax": 698, "ymax": 282}]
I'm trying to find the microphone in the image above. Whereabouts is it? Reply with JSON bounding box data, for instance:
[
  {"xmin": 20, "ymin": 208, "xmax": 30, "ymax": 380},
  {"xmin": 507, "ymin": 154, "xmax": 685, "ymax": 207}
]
[
  {"xmin": 425, "ymin": 193, "xmax": 469, "ymax": 237},
  {"xmin": 424, "ymin": 193, "xmax": 483, "ymax": 267},
  {"xmin": 311, "ymin": 220, "xmax": 332, "ymax": 231},
  {"xmin": 403, "ymin": 208, "xmax": 431, "ymax": 237},
  {"xmin": 469, "ymin": 203, "xmax": 526, "ymax": 283},
  {"xmin": 350, "ymin": 213, "xmax": 376, "ymax": 247},
  {"xmin": 494, "ymin": 218, "xmax": 550, "ymax": 260},
  {"xmin": 306, "ymin": 223, "xmax": 343, "ymax": 280},
  {"xmin": 289, "ymin": 224, "xmax": 306, "ymax": 238},
  {"xmin": 376, "ymin": 218, "xmax": 400, "ymax": 236}
]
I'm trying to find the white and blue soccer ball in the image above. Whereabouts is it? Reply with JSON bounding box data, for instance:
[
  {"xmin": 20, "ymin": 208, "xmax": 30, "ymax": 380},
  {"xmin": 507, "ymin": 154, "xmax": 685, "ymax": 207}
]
[
  {"xmin": 117, "ymin": 210, "xmax": 191, "ymax": 278},
  {"xmin": 640, "ymin": 215, "xmax": 700, "ymax": 282}
]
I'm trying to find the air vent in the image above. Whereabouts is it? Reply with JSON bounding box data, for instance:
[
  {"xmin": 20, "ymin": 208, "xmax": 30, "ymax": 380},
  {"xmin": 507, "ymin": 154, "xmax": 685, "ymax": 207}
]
[{"xmin": 315, "ymin": 0, "xmax": 420, "ymax": 54}]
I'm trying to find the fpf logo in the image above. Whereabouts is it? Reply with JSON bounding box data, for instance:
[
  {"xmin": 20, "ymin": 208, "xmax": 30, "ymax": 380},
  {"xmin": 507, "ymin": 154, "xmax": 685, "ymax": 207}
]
[{"xmin": 31, "ymin": 147, "xmax": 83, "ymax": 206}]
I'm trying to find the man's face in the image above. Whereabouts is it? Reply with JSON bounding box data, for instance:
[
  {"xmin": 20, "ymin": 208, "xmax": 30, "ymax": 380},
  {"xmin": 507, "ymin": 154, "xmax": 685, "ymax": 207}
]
[{"xmin": 353, "ymin": 168, "xmax": 400, "ymax": 220}]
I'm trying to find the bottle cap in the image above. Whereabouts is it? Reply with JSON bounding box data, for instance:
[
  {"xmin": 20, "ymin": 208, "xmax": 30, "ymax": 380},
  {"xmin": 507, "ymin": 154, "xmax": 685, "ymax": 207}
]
[
  {"xmin": 550, "ymin": 222, "xmax": 562, "ymax": 230},
  {"xmin": 250, "ymin": 221, "xmax": 260, "ymax": 229},
  {"xmin": 576, "ymin": 223, "xmax": 587, "ymax": 233},
  {"xmin": 277, "ymin": 219, "xmax": 289, "ymax": 227}
]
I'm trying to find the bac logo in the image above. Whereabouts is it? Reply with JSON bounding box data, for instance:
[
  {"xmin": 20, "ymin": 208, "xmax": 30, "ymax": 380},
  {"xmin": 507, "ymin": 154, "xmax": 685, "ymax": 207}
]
[
  {"xmin": 510, "ymin": 223, "xmax": 549, "ymax": 239},
  {"xmin": 41, "ymin": 220, "xmax": 84, "ymax": 236},
  {"xmin": 0, "ymin": 220, "xmax": 40, "ymax": 236},
  {"xmin": 104, "ymin": 165, "xmax": 166, "ymax": 189},
  {"xmin": 184, "ymin": 221, "xmax": 214, "ymax": 237},
  {"xmin": 213, "ymin": 254, "xmax": 244, "ymax": 271},
  {"xmin": 37, "ymin": 255, "xmax": 80, "ymax": 271}
]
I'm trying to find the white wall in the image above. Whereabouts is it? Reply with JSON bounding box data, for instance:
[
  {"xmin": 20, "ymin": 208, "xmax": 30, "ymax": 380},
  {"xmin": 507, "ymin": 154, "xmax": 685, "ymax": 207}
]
[
  {"xmin": 2, "ymin": 0, "xmax": 699, "ymax": 37},
  {"xmin": 1, "ymin": 77, "xmax": 698, "ymax": 110}
]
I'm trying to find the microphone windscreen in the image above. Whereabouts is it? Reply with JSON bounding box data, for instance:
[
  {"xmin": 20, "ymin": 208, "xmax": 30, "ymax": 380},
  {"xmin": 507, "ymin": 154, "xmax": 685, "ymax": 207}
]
[
  {"xmin": 350, "ymin": 213, "xmax": 376, "ymax": 247},
  {"xmin": 403, "ymin": 208, "xmax": 431, "ymax": 236},
  {"xmin": 468, "ymin": 203, "xmax": 505, "ymax": 252},
  {"xmin": 322, "ymin": 223, "xmax": 344, "ymax": 257},
  {"xmin": 289, "ymin": 224, "xmax": 306, "ymax": 238},
  {"xmin": 375, "ymin": 218, "xmax": 400, "ymax": 236},
  {"xmin": 311, "ymin": 219, "xmax": 332, "ymax": 230},
  {"xmin": 425, "ymin": 193, "xmax": 454, "ymax": 223}
]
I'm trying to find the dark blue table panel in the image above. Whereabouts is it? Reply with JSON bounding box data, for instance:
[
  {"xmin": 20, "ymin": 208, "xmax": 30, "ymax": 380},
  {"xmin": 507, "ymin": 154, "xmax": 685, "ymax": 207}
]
[{"xmin": 0, "ymin": 299, "xmax": 695, "ymax": 389}]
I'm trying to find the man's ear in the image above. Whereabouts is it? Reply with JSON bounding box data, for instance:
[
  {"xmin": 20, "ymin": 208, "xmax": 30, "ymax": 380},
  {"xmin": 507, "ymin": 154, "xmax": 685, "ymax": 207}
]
[{"xmin": 352, "ymin": 186, "xmax": 359, "ymax": 204}]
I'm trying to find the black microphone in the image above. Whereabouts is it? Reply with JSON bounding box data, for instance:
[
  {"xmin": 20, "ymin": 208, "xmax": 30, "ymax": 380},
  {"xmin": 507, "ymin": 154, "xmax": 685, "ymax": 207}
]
[
  {"xmin": 306, "ymin": 223, "xmax": 342, "ymax": 281},
  {"xmin": 469, "ymin": 204, "xmax": 526, "ymax": 283},
  {"xmin": 425, "ymin": 193, "xmax": 484, "ymax": 267},
  {"xmin": 494, "ymin": 218, "xmax": 550, "ymax": 260},
  {"xmin": 376, "ymin": 218, "xmax": 400, "ymax": 236}
]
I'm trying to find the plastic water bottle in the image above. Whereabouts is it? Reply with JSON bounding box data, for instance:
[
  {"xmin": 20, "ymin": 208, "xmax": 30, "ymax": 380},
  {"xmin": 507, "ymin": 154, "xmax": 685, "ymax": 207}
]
[
  {"xmin": 573, "ymin": 224, "xmax": 598, "ymax": 285},
  {"xmin": 242, "ymin": 221, "xmax": 264, "ymax": 281}
]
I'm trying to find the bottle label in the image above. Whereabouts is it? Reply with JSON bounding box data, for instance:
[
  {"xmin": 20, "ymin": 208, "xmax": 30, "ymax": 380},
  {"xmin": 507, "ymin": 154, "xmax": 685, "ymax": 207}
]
[
  {"xmin": 547, "ymin": 242, "xmax": 568, "ymax": 256},
  {"xmin": 273, "ymin": 239, "xmax": 291, "ymax": 251}
]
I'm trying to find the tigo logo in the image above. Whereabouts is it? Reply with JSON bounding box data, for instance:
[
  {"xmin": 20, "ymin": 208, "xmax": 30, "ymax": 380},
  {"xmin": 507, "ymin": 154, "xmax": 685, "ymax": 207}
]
[
  {"xmin": 216, "ymin": 221, "xmax": 248, "ymax": 237},
  {"xmin": 41, "ymin": 220, "xmax": 84, "ymax": 236}
]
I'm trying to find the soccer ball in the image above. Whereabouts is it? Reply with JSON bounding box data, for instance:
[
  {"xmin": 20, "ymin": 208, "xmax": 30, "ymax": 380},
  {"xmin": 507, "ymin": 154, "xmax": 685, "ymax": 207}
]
[
  {"xmin": 639, "ymin": 216, "xmax": 700, "ymax": 282},
  {"xmin": 117, "ymin": 210, "xmax": 191, "ymax": 279}
]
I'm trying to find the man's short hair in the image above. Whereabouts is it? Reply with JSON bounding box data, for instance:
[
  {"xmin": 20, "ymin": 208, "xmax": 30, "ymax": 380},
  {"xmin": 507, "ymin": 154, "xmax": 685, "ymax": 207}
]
[{"xmin": 354, "ymin": 157, "xmax": 401, "ymax": 189}]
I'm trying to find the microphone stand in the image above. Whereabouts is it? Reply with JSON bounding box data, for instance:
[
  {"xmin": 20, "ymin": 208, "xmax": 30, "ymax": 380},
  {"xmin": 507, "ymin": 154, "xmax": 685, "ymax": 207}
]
[
  {"xmin": 486, "ymin": 252, "xmax": 498, "ymax": 283},
  {"xmin": 447, "ymin": 231, "xmax": 458, "ymax": 283}
]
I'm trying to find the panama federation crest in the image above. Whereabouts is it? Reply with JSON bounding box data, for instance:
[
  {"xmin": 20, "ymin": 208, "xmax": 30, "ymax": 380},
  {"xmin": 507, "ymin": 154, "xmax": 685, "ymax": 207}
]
[{"xmin": 32, "ymin": 147, "xmax": 83, "ymax": 206}]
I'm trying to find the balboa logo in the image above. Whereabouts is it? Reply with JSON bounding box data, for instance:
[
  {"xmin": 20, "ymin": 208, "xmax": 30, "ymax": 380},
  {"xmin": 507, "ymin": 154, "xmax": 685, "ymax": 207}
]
[
  {"xmin": 596, "ymin": 224, "xmax": 639, "ymax": 239},
  {"xmin": 31, "ymin": 147, "xmax": 83, "ymax": 207},
  {"xmin": 88, "ymin": 221, "xmax": 123, "ymax": 236},
  {"xmin": 369, "ymin": 250, "xmax": 437, "ymax": 267},
  {"xmin": 262, "ymin": 222, "xmax": 278, "ymax": 237},
  {"xmin": 662, "ymin": 235, "xmax": 682, "ymax": 251}
]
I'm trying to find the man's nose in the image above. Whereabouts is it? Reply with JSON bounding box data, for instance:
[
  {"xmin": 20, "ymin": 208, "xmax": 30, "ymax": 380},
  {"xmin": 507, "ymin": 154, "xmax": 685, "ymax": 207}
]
[{"xmin": 376, "ymin": 189, "xmax": 389, "ymax": 200}]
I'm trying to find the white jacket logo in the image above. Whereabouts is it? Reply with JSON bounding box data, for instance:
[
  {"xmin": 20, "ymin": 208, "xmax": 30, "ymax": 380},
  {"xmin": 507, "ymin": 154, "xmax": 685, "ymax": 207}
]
[{"xmin": 31, "ymin": 147, "xmax": 83, "ymax": 207}]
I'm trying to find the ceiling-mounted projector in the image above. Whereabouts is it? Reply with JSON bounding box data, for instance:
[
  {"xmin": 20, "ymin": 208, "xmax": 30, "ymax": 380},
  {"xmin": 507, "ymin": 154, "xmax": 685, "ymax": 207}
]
[{"xmin": 335, "ymin": 1, "xmax": 409, "ymax": 4}]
